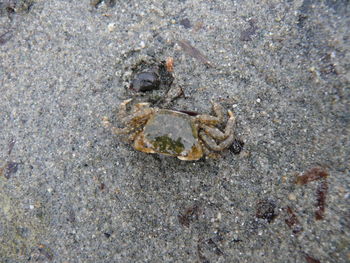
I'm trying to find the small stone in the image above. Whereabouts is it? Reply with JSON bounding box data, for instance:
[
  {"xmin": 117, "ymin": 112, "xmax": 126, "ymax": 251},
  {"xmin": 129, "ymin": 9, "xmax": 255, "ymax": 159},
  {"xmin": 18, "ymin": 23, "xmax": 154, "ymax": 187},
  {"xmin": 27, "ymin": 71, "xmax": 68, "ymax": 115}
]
[
  {"xmin": 139, "ymin": 41, "xmax": 146, "ymax": 49},
  {"xmin": 288, "ymin": 193, "xmax": 297, "ymax": 201},
  {"xmin": 179, "ymin": 18, "xmax": 191, "ymax": 29},
  {"xmin": 107, "ymin": 23, "xmax": 116, "ymax": 32},
  {"xmin": 217, "ymin": 212, "xmax": 222, "ymax": 221}
]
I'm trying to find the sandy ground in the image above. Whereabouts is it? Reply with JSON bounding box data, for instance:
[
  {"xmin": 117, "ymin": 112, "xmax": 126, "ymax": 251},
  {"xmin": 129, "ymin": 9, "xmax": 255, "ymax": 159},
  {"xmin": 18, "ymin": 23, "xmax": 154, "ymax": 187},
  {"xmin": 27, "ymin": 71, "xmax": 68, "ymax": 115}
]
[{"xmin": 0, "ymin": 0, "xmax": 349, "ymax": 262}]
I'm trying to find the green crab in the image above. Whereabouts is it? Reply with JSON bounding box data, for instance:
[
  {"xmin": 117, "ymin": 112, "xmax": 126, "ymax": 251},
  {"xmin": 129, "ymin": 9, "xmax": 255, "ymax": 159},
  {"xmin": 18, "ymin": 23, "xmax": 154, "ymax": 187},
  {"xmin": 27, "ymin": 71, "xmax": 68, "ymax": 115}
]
[{"xmin": 103, "ymin": 99, "xmax": 236, "ymax": 160}]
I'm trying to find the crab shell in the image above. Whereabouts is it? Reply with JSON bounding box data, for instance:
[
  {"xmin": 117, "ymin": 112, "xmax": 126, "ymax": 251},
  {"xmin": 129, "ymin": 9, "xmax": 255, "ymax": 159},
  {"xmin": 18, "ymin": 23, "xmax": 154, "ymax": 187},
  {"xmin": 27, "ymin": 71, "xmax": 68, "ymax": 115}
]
[{"xmin": 133, "ymin": 109, "xmax": 203, "ymax": 160}]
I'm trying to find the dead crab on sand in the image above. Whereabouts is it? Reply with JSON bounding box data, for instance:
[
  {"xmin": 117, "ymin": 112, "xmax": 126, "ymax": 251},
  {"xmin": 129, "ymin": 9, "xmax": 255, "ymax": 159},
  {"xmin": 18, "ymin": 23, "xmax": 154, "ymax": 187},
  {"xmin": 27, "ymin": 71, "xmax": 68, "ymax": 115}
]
[{"xmin": 103, "ymin": 99, "xmax": 236, "ymax": 160}]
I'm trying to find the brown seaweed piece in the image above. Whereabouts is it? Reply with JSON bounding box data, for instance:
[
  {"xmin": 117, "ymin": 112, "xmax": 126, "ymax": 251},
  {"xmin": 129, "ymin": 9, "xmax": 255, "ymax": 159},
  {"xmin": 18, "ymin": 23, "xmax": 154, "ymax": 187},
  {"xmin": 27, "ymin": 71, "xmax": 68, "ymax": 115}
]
[
  {"xmin": 295, "ymin": 167, "xmax": 328, "ymax": 185},
  {"xmin": 315, "ymin": 179, "xmax": 328, "ymax": 220},
  {"xmin": 284, "ymin": 206, "xmax": 303, "ymax": 234},
  {"xmin": 304, "ymin": 253, "xmax": 321, "ymax": 263}
]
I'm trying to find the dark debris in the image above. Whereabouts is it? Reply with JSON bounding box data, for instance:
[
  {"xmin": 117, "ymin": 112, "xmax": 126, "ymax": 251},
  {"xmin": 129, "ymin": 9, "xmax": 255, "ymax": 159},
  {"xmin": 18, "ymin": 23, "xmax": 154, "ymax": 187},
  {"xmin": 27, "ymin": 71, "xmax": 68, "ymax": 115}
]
[
  {"xmin": 229, "ymin": 139, "xmax": 244, "ymax": 155},
  {"xmin": 90, "ymin": 0, "xmax": 115, "ymax": 8},
  {"xmin": 256, "ymin": 199, "xmax": 278, "ymax": 223},
  {"xmin": 240, "ymin": 18, "xmax": 258, "ymax": 41},
  {"xmin": 8, "ymin": 137, "xmax": 16, "ymax": 155},
  {"xmin": 207, "ymin": 238, "xmax": 224, "ymax": 256},
  {"xmin": 284, "ymin": 206, "xmax": 303, "ymax": 235},
  {"xmin": 178, "ymin": 204, "xmax": 200, "ymax": 227},
  {"xmin": 304, "ymin": 253, "xmax": 321, "ymax": 263},
  {"xmin": 197, "ymin": 237, "xmax": 224, "ymax": 263},
  {"xmin": 197, "ymin": 240, "xmax": 209, "ymax": 263},
  {"xmin": 179, "ymin": 18, "xmax": 192, "ymax": 29},
  {"xmin": 2, "ymin": 161, "xmax": 19, "ymax": 179},
  {"xmin": 0, "ymin": 31, "xmax": 12, "ymax": 45},
  {"xmin": 29, "ymin": 244, "xmax": 54, "ymax": 261},
  {"xmin": 0, "ymin": 0, "xmax": 34, "ymax": 16}
]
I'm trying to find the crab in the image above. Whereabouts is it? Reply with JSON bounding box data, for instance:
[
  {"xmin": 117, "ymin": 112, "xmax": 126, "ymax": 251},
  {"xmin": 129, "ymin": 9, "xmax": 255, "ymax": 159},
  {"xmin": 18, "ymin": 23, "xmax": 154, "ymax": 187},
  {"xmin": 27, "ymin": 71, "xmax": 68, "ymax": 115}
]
[{"xmin": 103, "ymin": 99, "xmax": 236, "ymax": 160}]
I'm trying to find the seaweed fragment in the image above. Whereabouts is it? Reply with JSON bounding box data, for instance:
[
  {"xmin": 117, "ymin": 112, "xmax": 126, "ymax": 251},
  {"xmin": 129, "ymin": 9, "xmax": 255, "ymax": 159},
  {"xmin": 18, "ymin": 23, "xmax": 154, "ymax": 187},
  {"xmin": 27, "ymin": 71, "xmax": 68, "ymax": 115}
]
[
  {"xmin": 178, "ymin": 204, "xmax": 200, "ymax": 227},
  {"xmin": 315, "ymin": 180, "xmax": 328, "ymax": 220},
  {"xmin": 0, "ymin": 31, "xmax": 12, "ymax": 45},
  {"xmin": 197, "ymin": 240, "xmax": 209, "ymax": 263},
  {"xmin": 1, "ymin": 161, "xmax": 19, "ymax": 179},
  {"xmin": 177, "ymin": 40, "xmax": 212, "ymax": 67},
  {"xmin": 207, "ymin": 238, "xmax": 223, "ymax": 256},
  {"xmin": 304, "ymin": 254, "xmax": 321, "ymax": 263},
  {"xmin": 295, "ymin": 167, "xmax": 328, "ymax": 185},
  {"xmin": 284, "ymin": 206, "xmax": 303, "ymax": 234},
  {"xmin": 197, "ymin": 237, "xmax": 224, "ymax": 262},
  {"xmin": 8, "ymin": 137, "xmax": 16, "ymax": 155},
  {"xmin": 295, "ymin": 167, "xmax": 329, "ymax": 220}
]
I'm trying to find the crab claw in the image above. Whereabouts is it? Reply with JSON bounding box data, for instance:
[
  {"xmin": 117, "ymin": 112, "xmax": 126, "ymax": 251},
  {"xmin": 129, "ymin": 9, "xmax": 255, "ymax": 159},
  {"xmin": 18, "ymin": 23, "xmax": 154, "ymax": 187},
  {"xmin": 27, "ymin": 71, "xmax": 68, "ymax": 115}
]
[{"xmin": 228, "ymin": 110, "xmax": 234, "ymax": 118}]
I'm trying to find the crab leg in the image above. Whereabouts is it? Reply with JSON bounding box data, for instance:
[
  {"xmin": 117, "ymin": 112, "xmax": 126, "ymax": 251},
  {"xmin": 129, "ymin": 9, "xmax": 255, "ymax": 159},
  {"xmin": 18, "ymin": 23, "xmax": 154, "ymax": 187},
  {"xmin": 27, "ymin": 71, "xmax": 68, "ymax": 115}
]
[
  {"xmin": 199, "ymin": 110, "xmax": 235, "ymax": 140},
  {"xmin": 102, "ymin": 116, "xmax": 132, "ymax": 134},
  {"xmin": 195, "ymin": 114, "xmax": 220, "ymax": 125},
  {"xmin": 102, "ymin": 108, "xmax": 153, "ymax": 135},
  {"xmin": 199, "ymin": 131, "xmax": 235, "ymax": 152},
  {"xmin": 198, "ymin": 110, "xmax": 236, "ymax": 151},
  {"xmin": 211, "ymin": 101, "xmax": 225, "ymax": 122},
  {"xmin": 194, "ymin": 101, "xmax": 225, "ymax": 125},
  {"xmin": 117, "ymin": 99, "xmax": 133, "ymax": 119},
  {"xmin": 120, "ymin": 108, "xmax": 154, "ymax": 126},
  {"xmin": 132, "ymin": 102, "xmax": 151, "ymax": 113}
]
